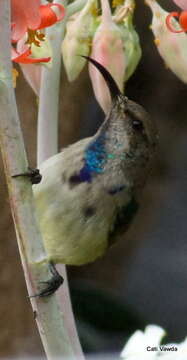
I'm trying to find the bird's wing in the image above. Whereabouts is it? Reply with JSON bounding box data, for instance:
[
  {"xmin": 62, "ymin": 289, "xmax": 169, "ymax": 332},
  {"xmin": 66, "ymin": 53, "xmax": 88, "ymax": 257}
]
[{"xmin": 108, "ymin": 197, "xmax": 139, "ymax": 247}]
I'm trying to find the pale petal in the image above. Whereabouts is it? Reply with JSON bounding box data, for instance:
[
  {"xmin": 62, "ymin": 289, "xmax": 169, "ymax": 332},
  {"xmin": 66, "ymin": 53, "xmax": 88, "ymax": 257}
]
[
  {"xmin": 121, "ymin": 325, "xmax": 165, "ymax": 360},
  {"xmin": 11, "ymin": 0, "xmax": 41, "ymax": 41},
  {"xmin": 20, "ymin": 63, "xmax": 41, "ymax": 95},
  {"xmin": 173, "ymin": 0, "xmax": 187, "ymax": 10},
  {"xmin": 11, "ymin": 0, "xmax": 27, "ymax": 41}
]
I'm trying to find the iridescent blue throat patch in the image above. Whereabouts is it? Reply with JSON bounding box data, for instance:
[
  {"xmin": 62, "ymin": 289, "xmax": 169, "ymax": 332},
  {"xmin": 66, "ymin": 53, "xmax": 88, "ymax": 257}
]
[{"xmin": 78, "ymin": 135, "xmax": 106, "ymax": 183}]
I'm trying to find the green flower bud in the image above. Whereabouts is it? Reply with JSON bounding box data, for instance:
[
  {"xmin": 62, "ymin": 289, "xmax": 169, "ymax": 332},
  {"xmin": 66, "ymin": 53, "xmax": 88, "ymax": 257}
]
[
  {"xmin": 114, "ymin": 0, "xmax": 142, "ymax": 81},
  {"xmin": 62, "ymin": 0, "xmax": 98, "ymax": 82}
]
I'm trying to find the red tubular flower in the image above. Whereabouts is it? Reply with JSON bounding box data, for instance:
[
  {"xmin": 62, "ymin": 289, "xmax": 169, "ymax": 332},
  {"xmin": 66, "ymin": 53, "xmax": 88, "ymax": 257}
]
[
  {"xmin": 178, "ymin": 11, "xmax": 187, "ymax": 31},
  {"xmin": 10, "ymin": 0, "xmax": 65, "ymax": 64},
  {"xmin": 38, "ymin": 4, "xmax": 65, "ymax": 29},
  {"xmin": 166, "ymin": 11, "xmax": 187, "ymax": 33},
  {"xmin": 11, "ymin": 0, "xmax": 65, "ymax": 42},
  {"xmin": 11, "ymin": 47, "xmax": 51, "ymax": 64}
]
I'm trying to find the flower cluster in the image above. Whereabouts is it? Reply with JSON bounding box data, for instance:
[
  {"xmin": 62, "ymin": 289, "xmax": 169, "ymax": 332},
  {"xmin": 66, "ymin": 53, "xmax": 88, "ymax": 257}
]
[
  {"xmin": 11, "ymin": 0, "xmax": 65, "ymax": 64},
  {"xmin": 62, "ymin": 0, "xmax": 141, "ymax": 113}
]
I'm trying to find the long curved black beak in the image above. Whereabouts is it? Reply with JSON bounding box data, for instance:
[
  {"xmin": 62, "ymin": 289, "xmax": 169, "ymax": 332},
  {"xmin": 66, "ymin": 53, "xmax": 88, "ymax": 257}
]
[{"xmin": 81, "ymin": 56, "xmax": 122, "ymax": 102}]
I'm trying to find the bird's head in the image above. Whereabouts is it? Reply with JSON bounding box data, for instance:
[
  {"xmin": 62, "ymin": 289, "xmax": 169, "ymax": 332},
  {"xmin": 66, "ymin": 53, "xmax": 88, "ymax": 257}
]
[{"xmin": 83, "ymin": 56, "xmax": 157, "ymax": 188}]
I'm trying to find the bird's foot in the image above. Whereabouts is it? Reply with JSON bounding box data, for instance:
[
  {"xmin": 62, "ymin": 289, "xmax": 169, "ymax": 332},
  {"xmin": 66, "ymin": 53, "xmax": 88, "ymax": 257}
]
[
  {"xmin": 30, "ymin": 262, "xmax": 64, "ymax": 298},
  {"xmin": 12, "ymin": 167, "xmax": 42, "ymax": 184}
]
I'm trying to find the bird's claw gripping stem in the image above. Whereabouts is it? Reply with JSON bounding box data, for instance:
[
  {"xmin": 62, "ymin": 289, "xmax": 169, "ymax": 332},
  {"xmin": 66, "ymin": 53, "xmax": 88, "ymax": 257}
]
[
  {"xmin": 12, "ymin": 167, "xmax": 42, "ymax": 184},
  {"xmin": 30, "ymin": 262, "xmax": 64, "ymax": 298}
]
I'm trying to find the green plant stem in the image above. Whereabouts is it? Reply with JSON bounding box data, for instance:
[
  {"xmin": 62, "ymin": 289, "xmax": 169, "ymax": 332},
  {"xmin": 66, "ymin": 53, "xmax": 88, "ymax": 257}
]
[
  {"xmin": 37, "ymin": 0, "xmax": 87, "ymax": 165},
  {"xmin": 67, "ymin": 0, "xmax": 87, "ymax": 17},
  {"xmin": 37, "ymin": 1, "xmax": 86, "ymax": 359},
  {"xmin": 0, "ymin": 1, "xmax": 78, "ymax": 359},
  {"xmin": 37, "ymin": 8, "xmax": 64, "ymax": 164}
]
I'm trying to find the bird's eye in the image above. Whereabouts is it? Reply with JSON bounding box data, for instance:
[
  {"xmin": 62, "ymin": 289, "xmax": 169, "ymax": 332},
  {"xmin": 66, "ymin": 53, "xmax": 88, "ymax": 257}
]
[
  {"xmin": 125, "ymin": 109, "xmax": 144, "ymax": 132},
  {"xmin": 132, "ymin": 119, "xmax": 144, "ymax": 131}
]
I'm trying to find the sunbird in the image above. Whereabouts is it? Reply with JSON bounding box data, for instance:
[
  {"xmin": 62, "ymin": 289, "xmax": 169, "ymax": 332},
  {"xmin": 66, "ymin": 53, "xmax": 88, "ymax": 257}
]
[{"xmin": 16, "ymin": 57, "xmax": 157, "ymax": 296}]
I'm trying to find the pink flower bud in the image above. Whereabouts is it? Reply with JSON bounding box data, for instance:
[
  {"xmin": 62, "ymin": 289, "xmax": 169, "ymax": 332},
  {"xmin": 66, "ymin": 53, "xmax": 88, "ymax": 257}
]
[
  {"xmin": 146, "ymin": 0, "xmax": 187, "ymax": 84},
  {"xmin": 89, "ymin": 0, "xmax": 126, "ymax": 114}
]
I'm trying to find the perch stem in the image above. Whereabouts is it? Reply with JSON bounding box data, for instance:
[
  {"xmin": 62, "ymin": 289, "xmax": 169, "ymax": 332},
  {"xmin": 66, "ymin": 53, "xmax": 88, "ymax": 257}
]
[
  {"xmin": 37, "ymin": 0, "xmax": 84, "ymax": 359},
  {"xmin": 0, "ymin": 1, "xmax": 80, "ymax": 359}
]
